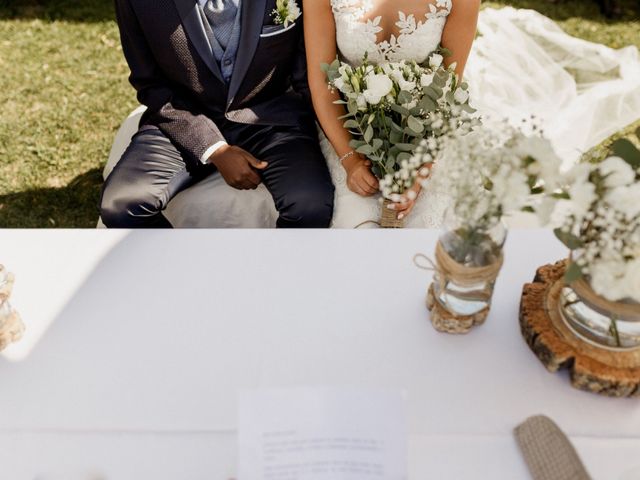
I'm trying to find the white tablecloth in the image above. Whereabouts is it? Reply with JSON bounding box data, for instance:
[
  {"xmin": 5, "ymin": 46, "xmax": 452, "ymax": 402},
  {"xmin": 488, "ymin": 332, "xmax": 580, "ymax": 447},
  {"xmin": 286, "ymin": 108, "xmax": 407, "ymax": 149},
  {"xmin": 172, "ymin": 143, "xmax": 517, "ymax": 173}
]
[{"xmin": 0, "ymin": 230, "xmax": 638, "ymax": 480}]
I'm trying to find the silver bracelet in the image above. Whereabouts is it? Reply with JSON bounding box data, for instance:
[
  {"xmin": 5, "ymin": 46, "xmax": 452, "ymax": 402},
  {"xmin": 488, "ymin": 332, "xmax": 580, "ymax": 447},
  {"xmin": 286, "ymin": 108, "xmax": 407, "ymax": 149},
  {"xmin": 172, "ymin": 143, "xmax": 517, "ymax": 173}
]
[{"xmin": 339, "ymin": 151, "xmax": 355, "ymax": 164}]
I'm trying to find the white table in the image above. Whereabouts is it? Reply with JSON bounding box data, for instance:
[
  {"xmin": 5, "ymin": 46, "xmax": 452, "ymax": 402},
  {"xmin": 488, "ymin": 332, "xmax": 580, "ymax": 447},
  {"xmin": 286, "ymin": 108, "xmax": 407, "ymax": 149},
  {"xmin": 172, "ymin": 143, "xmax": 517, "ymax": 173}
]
[{"xmin": 0, "ymin": 230, "xmax": 639, "ymax": 480}]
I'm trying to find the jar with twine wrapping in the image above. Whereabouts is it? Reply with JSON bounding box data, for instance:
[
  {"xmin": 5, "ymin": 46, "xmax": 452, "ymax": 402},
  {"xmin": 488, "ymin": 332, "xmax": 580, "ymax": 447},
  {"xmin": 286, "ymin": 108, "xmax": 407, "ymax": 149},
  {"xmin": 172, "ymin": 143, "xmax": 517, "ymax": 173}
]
[
  {"xmin": 559, "ymin": 263, "xmax": 640, "ymax": 351},
  {"xmin": 0, "ymin": 265, "xmax": 25, "ymax": 352},
  {"xmin": 419, "ymin": 218, "xmax": 507, "ymax": 334}
]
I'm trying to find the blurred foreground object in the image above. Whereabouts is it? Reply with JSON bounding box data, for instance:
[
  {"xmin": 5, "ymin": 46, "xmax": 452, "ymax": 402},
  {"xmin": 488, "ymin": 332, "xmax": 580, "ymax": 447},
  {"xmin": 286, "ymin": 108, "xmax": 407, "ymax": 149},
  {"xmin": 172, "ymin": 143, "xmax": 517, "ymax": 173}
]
[{"xmin": 0, "ymin": 265, "xmax": 25, "ymax": 351}]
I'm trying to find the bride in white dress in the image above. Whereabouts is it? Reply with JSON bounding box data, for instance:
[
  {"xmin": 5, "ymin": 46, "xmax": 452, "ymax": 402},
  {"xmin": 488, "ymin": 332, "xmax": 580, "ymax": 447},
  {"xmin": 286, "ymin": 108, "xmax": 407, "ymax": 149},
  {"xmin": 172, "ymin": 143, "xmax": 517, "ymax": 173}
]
[{"xmin": 304, "ymin": 0, "xmax": 480, "ymax": 228}]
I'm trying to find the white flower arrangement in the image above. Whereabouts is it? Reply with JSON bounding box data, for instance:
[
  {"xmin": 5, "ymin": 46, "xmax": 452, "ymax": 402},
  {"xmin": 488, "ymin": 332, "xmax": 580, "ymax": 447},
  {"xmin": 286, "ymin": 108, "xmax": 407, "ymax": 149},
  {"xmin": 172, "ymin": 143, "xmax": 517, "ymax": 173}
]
[
  {"xmin": 271, "ymin": 0, "xmax": 301, "ymax": 27},
  {"xmin": 551, "ymin": 137, "xmax": 640, "ymax": 303},
  {"xmin": 415, "ymin": 120, "xmax": 562, "ymax": 233},
  {"xmin": 323, "ymin": 50, "xmax": 475, "ymax": 201}
]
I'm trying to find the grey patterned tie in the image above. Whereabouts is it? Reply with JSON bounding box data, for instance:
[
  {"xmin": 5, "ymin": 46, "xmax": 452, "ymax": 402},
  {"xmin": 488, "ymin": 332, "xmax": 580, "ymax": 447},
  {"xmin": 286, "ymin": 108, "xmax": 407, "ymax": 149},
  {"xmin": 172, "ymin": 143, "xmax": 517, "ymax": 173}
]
[{"xmin": 203, "ymin": 0, "xmax": 238, "ymax": 51}]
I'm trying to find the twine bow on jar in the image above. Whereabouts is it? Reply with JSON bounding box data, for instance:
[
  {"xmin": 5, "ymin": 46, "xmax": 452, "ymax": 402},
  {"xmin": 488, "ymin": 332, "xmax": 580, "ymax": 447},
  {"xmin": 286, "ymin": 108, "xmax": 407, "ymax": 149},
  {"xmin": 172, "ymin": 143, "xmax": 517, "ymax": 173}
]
[{"xmin": 414, "ymin": 241, "xmax": 504, "ymax": 309}]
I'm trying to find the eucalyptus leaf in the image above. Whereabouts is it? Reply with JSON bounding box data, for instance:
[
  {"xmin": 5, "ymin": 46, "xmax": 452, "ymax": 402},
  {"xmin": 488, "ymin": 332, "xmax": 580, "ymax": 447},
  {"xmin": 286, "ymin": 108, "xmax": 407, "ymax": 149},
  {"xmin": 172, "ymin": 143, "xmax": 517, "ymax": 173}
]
[
  {"xmin": 372, "ymin": 138, "xmax": 384, "ymax": 150},
  {"xmin": 564, "ymin": 262, "xmax": 584, "ymax": 283},
  {"xmin": 462, "ymin": 103, "xmax": 476, "ymax": 113},
  {"xmin": 407, "ymin": 116, "xmax": 424, "ymax": 134},
  {"xmin": 420, "ymin": 97, "xmax": 437, "ymax": 112},
  {"xmin": 386, "ymin": 157, "xmax": 395, "ymax": 170},
  {"xmin": 403, "ymin": 127, "xmax": 421, "ymax": 138},
  {"xmin": 397, "ymin": 152, "xmax": 412, "ymax": 162},
  {"xmin": 396, "ymin": 143, "xmax": 416, "ymax": 152},
  {"xmin": 356, "ymin": 144, "xmax": 374, "ymax": 155},
  {"xmin": 343, "ymin": 119, "xmax": 359, "ymax": 129},
  {"xmin": 390, "ymin": 104, "xmax": 411, "ymax": 117},
  {"xmin": 433, "ymin": 73, "xmax": 447, "ymax": 88},
  {"xmin": 445, "ymin": 91, "xmax": 455, "ymax": 104},
  {"xmin": 554, "ymin": 228, "xmax": 584, "ymax": 250},
  {"xmin": 611, "ymin": 139, "xmax": 640, "ymax": 168},
  {"xmin": 364, "ymin": 125, "xmax": 374, "ymax": 143},
  {"xmin": 425, "ymin": 86, "xmax": 443, "ymax": 101},
  {"xmin": 390, "ymin": 131, "xmax": 403, "ymax": 144},
  {"xmin": 390, "ymin": 121, "xmax": 404, "ymax": 133},
  {"xmin": 397, "ymin": 90, "xmax": 413, "ymax": 105}
]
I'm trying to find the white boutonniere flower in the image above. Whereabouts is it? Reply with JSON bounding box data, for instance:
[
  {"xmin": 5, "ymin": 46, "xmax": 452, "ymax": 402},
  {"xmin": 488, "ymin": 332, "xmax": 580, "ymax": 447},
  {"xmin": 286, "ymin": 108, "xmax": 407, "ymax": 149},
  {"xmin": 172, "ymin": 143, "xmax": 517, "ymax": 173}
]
[{"xmin": 272, "ymin": 0, "xmax": 301, "ymax": 28}]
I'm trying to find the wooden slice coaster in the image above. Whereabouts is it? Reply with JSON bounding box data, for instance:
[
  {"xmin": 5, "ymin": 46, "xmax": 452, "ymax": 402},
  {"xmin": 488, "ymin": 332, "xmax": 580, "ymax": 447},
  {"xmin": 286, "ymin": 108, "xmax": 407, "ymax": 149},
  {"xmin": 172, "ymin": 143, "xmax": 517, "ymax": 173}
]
[
  {"xmin": 427, "ymin": 283, "xmax": 490, "ymax": 334},
  {"xmin": 520, "ymin": 261, "xmax": 640, "ymax": 397}
]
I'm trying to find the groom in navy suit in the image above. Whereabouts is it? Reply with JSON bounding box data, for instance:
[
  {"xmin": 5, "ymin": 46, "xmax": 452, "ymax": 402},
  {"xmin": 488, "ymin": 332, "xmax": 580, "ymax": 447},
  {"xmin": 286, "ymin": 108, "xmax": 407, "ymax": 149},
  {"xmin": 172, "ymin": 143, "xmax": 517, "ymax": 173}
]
[{"xmin": 101, "ymin": 0, "xmax": 334, "ymax": 228}]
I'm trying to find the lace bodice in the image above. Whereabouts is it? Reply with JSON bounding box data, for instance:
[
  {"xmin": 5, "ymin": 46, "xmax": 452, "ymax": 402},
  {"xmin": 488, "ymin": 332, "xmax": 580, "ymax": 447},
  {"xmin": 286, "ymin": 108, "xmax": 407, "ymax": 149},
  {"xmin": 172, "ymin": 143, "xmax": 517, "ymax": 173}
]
[{"xmin": 331, "ymin": 0, "xmax": 452, "ymax": 65}]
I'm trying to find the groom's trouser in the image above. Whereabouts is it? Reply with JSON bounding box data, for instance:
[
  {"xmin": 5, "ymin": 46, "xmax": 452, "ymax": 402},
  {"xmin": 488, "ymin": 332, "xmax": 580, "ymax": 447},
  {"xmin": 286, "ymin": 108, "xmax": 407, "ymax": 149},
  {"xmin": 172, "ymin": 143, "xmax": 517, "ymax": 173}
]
[{"xmin": 100, "ymin": 121, "xmax": 335, "ymax": 228}]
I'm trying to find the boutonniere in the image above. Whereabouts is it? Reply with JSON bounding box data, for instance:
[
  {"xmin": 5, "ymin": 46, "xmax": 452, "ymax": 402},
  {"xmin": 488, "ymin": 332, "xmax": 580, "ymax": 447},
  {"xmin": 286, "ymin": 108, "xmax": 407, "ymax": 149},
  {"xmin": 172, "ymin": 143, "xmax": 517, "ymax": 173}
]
[{"xmin": 272, "ymin": 0, "xmax": 301, "ymax": 28}]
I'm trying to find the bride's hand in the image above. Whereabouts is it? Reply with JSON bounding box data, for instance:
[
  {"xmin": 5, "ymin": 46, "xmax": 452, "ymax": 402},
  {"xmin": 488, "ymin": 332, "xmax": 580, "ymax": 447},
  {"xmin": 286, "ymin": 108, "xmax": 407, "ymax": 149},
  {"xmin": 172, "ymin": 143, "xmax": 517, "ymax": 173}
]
[
  {"xmin": 388, "ymin": 180, "xmax": 423, "ymax": 221},
  {"xmin": 343, "ymin": 154, "xmax": 379, "ymax": 197}
]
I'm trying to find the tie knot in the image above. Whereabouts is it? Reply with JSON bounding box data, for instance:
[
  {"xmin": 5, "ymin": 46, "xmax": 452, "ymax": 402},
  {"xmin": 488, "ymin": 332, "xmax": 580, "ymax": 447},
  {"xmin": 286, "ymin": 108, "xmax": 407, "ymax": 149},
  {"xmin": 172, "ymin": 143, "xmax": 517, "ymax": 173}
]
[{"xmin": 206, "ymin": 0, "xmax": 234, "ymax": 14}]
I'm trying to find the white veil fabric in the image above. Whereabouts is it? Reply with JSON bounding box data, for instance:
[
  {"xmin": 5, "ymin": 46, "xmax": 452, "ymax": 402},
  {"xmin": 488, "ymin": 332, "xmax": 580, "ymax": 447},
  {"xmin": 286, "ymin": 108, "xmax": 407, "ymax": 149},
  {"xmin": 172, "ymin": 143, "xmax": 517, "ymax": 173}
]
[
  {"xmin": 103, "ymin": 7, "xmax": 640, "ymax": 228},
  {"xmin": 466, "ymin": 7, "xmax": 640, "ymax": 169}
]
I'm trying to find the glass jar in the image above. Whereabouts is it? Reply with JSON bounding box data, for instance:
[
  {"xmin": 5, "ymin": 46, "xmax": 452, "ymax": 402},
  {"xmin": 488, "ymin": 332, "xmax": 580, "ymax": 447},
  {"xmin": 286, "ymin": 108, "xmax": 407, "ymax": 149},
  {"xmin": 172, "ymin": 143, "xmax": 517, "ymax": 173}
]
[
  {"xmin": 432, "ymin": 216, "xmax": 507, "ymax": 317},
  {"xmin": 559, "ymin": 280, "xmax": 640, "ymax": 351}
]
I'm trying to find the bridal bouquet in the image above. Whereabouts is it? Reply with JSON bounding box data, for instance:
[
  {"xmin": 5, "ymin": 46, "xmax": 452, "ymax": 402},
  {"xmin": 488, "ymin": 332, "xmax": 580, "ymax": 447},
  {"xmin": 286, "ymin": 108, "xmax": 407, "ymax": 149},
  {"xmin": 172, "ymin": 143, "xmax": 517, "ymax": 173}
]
[
  {"xmin": 552, "ymin": 139, "xmax": 640, "ymax": 303},
  {"xmin": 323, "ymin": 51, "xmax": 475, "ymax": 226}
]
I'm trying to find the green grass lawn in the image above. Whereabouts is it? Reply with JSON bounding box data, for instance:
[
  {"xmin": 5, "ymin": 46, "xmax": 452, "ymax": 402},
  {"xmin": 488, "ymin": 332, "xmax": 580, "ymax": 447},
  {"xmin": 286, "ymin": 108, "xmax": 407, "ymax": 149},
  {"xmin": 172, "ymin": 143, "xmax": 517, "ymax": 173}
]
[{"xmin": 0, "ymin": 0, "xmax": 639, "ymax": 227}]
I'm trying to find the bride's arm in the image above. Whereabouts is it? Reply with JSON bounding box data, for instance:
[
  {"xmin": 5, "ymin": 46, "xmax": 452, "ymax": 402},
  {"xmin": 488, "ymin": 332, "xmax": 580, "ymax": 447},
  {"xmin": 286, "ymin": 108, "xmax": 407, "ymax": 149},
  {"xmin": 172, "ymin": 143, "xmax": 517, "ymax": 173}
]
[
  {"xmin": 441, "ymin": 0, "xmax": 481, "ymax": 78},
  {"xmin": 302, "ymin": 0, "xmax": 379, "ymax": 197}
]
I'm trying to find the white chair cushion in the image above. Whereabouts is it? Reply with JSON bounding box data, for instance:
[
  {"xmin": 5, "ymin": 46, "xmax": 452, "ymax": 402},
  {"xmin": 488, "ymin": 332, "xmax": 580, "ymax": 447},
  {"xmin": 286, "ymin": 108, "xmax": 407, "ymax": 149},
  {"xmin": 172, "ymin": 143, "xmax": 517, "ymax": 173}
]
[{"xmin": 103, "ymin": 107, "xmax": 277, "ymax": 228}]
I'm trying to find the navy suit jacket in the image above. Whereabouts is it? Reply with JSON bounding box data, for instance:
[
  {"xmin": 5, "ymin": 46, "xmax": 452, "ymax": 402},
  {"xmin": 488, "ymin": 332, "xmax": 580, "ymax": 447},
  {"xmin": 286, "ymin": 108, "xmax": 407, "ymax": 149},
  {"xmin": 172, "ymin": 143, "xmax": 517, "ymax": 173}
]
[{"xmin": 115, "ymin": 0, "xmax": 313, "ymax": 168}]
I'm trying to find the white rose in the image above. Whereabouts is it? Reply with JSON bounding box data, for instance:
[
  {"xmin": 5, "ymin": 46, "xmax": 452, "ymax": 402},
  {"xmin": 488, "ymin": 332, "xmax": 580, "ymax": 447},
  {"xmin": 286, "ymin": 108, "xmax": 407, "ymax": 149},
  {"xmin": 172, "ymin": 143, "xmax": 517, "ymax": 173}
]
[
  {"xmin": 623, "ymin": 260, "xmax": 640, "ymax": 303},
  {"xmin": 420, "ymin": 73, "xmax": 434, "ymax": 87},
  {"xmin": 598, "ymin": 156, "xmax": 636, "ymax": 187},
  {"xmin": 453, "ymin": 88, "xmax": 469, "ymax": 104},
  {"xmin": 363, "ymin": 73, "xmax": 393, "ymax": 105},
  {"xmin": 429, "ymin": 53, "xmax": 444, "ymax": 69}
]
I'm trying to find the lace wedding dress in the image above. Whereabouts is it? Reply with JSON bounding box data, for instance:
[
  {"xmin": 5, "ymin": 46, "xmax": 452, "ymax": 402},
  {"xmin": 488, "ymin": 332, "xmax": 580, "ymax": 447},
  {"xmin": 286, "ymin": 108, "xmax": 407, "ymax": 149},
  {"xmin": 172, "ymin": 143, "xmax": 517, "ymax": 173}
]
[{"xmin": 323, "ymin": 0, "xmax": 454, "ymax": 228}]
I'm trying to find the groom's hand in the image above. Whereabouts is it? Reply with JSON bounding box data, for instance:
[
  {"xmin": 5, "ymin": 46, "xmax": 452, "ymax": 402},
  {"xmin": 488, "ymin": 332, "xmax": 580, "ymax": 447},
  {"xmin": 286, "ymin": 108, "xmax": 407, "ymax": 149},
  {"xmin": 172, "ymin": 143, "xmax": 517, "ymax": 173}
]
[{"xmin": 208, "ymin": 145, "xmax": 268, "ymax": 190}]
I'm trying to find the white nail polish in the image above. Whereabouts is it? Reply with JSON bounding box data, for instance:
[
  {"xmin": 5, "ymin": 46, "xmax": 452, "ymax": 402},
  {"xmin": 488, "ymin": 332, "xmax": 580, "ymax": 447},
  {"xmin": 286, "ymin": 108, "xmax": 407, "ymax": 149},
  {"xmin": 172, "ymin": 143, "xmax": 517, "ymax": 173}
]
[
  {"xmin": 387, "ymin": 204, "xmax": 395, "ymax": 210},
  {"xmin": 398, "ymin": 213, "xmax": 405, "ymax": 220}
]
